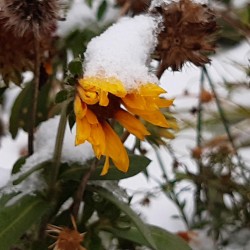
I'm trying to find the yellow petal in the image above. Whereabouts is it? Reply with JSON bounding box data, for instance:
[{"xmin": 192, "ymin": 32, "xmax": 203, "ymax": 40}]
[
  {"xmin": 77, "ymin": 85, "xmax": 99, "ymax": 105},
  {"xmin": 127, "ymin": 107, "xmax": 170, "ymax": 128},
  {"xmin": 99, "ymin": 90, "xmax": 109, "ymax": 106},
  {"xmin": 122, "ymin": 94, "xmax": 147, "ymax": 110},
  {"xmin": 74, "ymin": 95, "xmax": 87, "ymax": 119},
  {"xmin": 89, "ymin": 123, "xmax": 106, "ymax": 158},
  {"xmin": 85, "ymin": 108, "xmax": 98, "ymax": 124},
  {"xmin": 101, "ymin": 156, "xmax": 110, "ymax": 176},
  {"xmin": 114, "ymin": 109, "xmax": 150, "ymax": 140},
  {"xmin": 154, "ymin": 98, "xmax": 174, "ymax": 108},
  {"xmin": 102, "ymin": 122, "xmax": 129, "ymax": 173},
  {"xmin": 75, "ymin": 117, "xmax": 91, "ymax": 145},
  {"xmin": 139, "ymin": 83, "xmax": 166, "ymax": 96},
  {"xmin": 79, "ymin": 77, "xmax": 127, "ymax": 97}
]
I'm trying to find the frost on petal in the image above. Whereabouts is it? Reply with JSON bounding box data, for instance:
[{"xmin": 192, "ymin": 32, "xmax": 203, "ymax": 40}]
[{"xmin": 83, "ymin": 14, "xmax": 163, "ymax": 90}]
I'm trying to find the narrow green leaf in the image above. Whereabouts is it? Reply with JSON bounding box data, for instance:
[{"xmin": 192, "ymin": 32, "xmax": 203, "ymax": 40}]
[
  {"xmin": 101, "ymin": 225, "xmax": 191, "ymax": 250},
  {"xmin": 55, "ymin": 89, "xmax": 69, "ymax": 103},
  {"xmin": 97, "ymin": 0, "xmax": 107, "ymax": 21},
  {"xmin": 0, "ymin": 195, "xmax": 49, "ymax": 250},
  {"xmin": 89, "ymin": 186, "xmax": 157, "ymax": 250}
]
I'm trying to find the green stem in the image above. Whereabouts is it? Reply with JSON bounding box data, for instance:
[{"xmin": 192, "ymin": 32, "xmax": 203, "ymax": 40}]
[
  {"xmin": 203, "ymin": 66, "xmax": 245, "ymax": 169},
  {"xmin": 50, "ymin": 101, "xmax": 69, "ymax": 186}
]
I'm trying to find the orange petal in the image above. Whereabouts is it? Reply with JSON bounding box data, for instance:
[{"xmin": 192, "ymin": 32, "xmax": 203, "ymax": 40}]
[
  {"xmin": 101, "ymin": 156, "xmax": 110, "ymax": 176},
  {"xmin": 154, "ymin": 98, "xmax": 174, "ymax": 108},
  {"xmin": 127, "ymin": 107, "xmax": 170, "ymax": 128},
  {"xmin": 102, "ymin": 122, "xmax": 129, "ymax": 173},
  {"xmin": 89, "ymin": 123, "xmax": 106, "ymax": 158},
  {"xmin": 138, "ymin": 83, "xmax": 166, "ymax": 96},
  {"xmin": 85, "ymin": 109, "xmax": 98, "ymax": 124},
  {"xmin": 75, "ymin": 117, "xmax": 91, "ymax": 145},
  {"xmin": 122, "ymin": 94, "xmax": 146, "ymax": 110},
  {"xmin": 77, "ymin": 85, "xmax": 99, "ymax": 105},
  {"xmin": 99, "ymin": 90, "xmax": 109, "ymax": 106},
  {"xmin": 114, "ymin": 109, "xmax": 150, "ymax": 140},
  {"xmin": 74, "ymin": 95, "xmax": 87, "ymax": 119}
]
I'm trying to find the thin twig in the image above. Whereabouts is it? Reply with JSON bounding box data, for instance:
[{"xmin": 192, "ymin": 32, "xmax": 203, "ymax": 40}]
[
  {"xmin": 28, "ymin": 38, "xmax": 40, "ymax": 155},
  {"xmin": 203, "ymin": 66, "xmax": 246, "ymax": 170},
  {"xmin": 72, "ymin": 159, "xmax": 98, "ymax": 220},
  {"xmin": 121, "ymin": 130, "xmax": 130, "ymax": 143}
]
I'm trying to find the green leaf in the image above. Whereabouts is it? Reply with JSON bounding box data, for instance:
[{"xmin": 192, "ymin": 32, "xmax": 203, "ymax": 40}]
[
  {"xmin": 60, "ymin": 155, "xmax": 151, "ymax": 181},
  {"xmin": 85, "ymin": 0, "xmax": 93, "ymax": 8},
  {"xmin": 68, "ymin": 58, "xmax": 83, "ymax": 76},
  {"xmin": 0, "ymin": 195, "xmax": 49, "ymax": 250},
  {"xmin": 101, "ymin": 225, "xmax": 191, "ymax": 250},
  {"xmin": 55, "ymin": 89, "xmax": 69, "ymax": 104},
  {"xmin": 9, "ymin": 82, "xmax": 52, "ymax": 138},
  {"xmin": 89, "ymin": 186, "xmax": 157, "ymax": 250},
  {"xmin": 11, "ymin": 157, "xmax": 27, "ymax": 175},
  {"xmin": 97, "ymin": 0, "xmax": 107, "ymax": 21}
]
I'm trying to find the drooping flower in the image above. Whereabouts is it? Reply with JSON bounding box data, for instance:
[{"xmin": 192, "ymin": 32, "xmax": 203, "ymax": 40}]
[
  {"xmin": 74, "ymin": 76, "xmax": 173, "ymax": 175},
  {"xmin": 47, "ymin": 216, "xmax": 86, "ymax": 250},
  {"xmin": 74, "ymin": 14, "xmax": 174, "ymax": 175}
]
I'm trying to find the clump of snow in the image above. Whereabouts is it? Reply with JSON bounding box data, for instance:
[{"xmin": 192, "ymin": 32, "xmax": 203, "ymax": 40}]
[
  {"xmin": 1, "ymin": 116, "xmax": 93, "ymax": 197},
  {"xmin": 84, "ymin": 14, "xmax": 163, "ymax": 90}
]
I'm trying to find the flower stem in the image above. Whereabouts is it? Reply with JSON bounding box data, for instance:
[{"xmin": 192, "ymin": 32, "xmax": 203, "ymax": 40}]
[
  {"xmin": 28, "ymin": 38, "xmax": 40, "ymax": 155},
  {"xmin": 72, "ymin": 159, "xmax": 98, "ymax": 220},
  {"xmin": 50, "ymin": 101, "xmax": 68, "ymax": 185}
]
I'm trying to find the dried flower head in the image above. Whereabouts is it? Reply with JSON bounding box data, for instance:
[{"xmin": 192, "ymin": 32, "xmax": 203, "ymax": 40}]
[
  {"xmin": 0, "ymin": 17, "xmax": 53, "ymax": 84},
  {"xmin": 47, "ymin": 216, "xmax": 86, "ymax": 250},
  {"xmin": 152, "ymin": 0, "xmax": 217, "ymax": 76},
  {"xmin": 0, "ymin": 0, "xmax": 59, "ymax": 37},
  {"xmin": 116, "ymin": 0, "xmax": 151, "ymax": 15}
]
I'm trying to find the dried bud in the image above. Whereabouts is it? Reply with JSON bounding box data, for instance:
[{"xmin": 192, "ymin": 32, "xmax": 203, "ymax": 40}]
[
  {"xmin": 0, "ymin": 0, "xmax": 59, "ymax": 37},
  {"xmin": 117, "ymin": 0, "xmax": 151, "ymax": 15},
  {"xmin": 191, "ymin": 146, "xmax": 203, "ymax": 159},
  {"xmin": 47, "ymin": 216, "xmax": 86, "ymax": 250},
  {"xmin": 200, "ymin": 89, "xmax": 213, "ymax": 103},
  {"xmin": 152, "ymin": 0, "xmax": 217, "ymax": 76}
]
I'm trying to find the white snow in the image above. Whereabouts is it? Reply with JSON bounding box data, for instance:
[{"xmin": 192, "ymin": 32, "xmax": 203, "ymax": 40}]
[
  {"xmin": 1, "ymin": 116, "xmax": 93, "ymax": 196},
  {"xmin": 84, "ymin": 14, "xmax": 162, "ymax": 90}
]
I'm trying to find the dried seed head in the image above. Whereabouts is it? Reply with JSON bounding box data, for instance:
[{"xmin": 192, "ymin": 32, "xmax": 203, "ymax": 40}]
[
  {"xmin": 0, "ymin": 0, "xmax": 59, "ymax": 37},
  {"xmin": 117, "ymin": 0, "xmax": 151, "ymax": 15},
  {"xmin": 0, "ymin": 17, "xmax": 54, "ymax": 85},
  {"xmin": 151, "ymin": 0, "xmax": 217, "ymax": 76}
]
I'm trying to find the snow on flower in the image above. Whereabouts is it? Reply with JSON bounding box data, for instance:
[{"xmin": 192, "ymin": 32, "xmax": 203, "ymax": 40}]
[
  {"xmin": 75, "ymin": 14, "xmax": 175, "ymax": 175},
  {"xmin": 83, "ymin": 14, "xmax": 162, "ymax": 89}
]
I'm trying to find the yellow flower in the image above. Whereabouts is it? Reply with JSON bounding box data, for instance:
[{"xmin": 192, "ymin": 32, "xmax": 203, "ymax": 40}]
[{"xmin": 74, "ymin": 77, "xmax": 173, "ymax": 175}]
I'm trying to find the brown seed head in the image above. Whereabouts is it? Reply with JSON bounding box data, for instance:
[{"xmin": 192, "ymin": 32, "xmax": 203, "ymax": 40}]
[
  {"xmin": 151, "ymin": 0, "xmax": 217, "ymax": 76},
  {"xmin": 0, "ymin": 0, "xmax": 59, "ymax": 37},
  {"xmin": 0, "ymin": 17, "xmax": 54, "ymax": 84}
]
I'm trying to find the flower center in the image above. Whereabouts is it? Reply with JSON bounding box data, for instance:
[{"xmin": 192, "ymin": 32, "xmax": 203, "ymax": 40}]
[{"xmin": 88, "ymin": 94, "xmax": 121, "ymax": 120}]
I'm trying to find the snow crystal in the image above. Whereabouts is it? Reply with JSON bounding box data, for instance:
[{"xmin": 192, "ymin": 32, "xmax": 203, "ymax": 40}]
[
  {"xmin": 83, "ymin": 14, "xmax": 163, "ymax": 90},
  {"xmin": 1, "ymin": 116, "xmax": 93, "ymax": 197}
]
